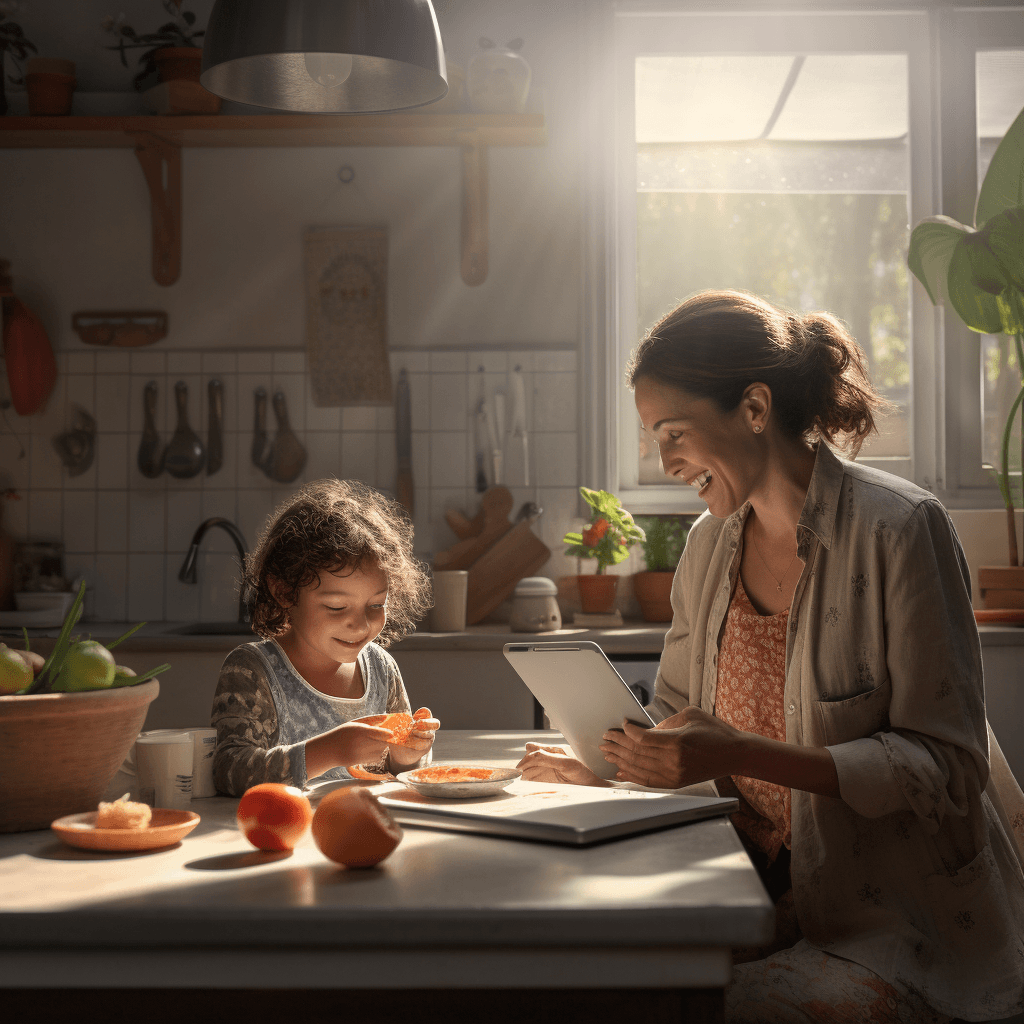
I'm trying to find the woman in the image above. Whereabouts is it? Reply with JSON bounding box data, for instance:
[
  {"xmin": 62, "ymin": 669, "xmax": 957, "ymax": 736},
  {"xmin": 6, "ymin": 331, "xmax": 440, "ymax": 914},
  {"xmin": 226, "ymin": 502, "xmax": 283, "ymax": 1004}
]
[{"xmin": 519, "ymin": 290, "xmax": 1024, "ymax": 1023}]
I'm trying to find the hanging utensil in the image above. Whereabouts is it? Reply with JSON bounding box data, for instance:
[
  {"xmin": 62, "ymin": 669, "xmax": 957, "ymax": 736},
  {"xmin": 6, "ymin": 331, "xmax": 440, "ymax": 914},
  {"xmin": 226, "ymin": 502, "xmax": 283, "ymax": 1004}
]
[
  {"xmin": 137, "ymin": 380, "xmax": 164, "ymax": 479},
  {"xmin": 264, "ymin": 391, "xmax": 307, "ymax": 483},
  {"xmin": 510, "ymin": 364, "xmax": 529, "ymax": 487},
  {"xmin": 395, "ymin": 368, "xmax": 413, "ymax": 517},
  {"xmin": 164, "ymin": 380, "xmax": 206, "ymax": 479},
  {"xmin": 52, "ymin": 406, "xmax": 96, "ymax": 477},
  {"xmin": 252, "ymin": 386, "xmax": 268, "ymax": 472},
  {"xmin": 474, "ymin": 367, "xmax": 488, "ymax": 492},
  {"xmin": 207, "ymin": 379, "xmax": 223, "ymax": 475}
]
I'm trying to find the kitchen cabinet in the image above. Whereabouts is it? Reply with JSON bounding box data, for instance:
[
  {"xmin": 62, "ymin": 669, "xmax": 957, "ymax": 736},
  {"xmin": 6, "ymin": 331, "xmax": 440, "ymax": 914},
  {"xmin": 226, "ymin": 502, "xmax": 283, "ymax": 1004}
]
[{"xmin": 0, "ymin": 112, "xmax": 546, "ymax": 285}]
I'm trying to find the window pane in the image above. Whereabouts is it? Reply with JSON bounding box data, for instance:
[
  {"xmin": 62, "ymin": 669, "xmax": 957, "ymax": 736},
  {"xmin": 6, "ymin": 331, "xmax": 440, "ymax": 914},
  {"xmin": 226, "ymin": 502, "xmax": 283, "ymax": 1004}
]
[
  {"xmin": 978, "ymin": 51, "xmax": 1024, "ymax": 492},
  {"xmin": 634, "ymin": 55, "xmax": 910, "ymax": 484}
]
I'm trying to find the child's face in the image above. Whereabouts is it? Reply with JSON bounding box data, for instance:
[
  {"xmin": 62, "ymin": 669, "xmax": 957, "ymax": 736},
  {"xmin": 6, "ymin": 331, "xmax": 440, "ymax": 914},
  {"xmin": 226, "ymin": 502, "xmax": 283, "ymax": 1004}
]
[{"xmin": 284, "ymin": 560, "xmax": 389, "ymax": 665}]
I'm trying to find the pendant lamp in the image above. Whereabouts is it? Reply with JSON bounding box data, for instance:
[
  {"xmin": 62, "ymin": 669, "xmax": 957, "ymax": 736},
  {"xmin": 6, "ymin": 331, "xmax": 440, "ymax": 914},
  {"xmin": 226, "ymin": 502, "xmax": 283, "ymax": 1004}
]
[{"xmin": 200, "ymin": 0, "xmax": 448, "ymax": 113}]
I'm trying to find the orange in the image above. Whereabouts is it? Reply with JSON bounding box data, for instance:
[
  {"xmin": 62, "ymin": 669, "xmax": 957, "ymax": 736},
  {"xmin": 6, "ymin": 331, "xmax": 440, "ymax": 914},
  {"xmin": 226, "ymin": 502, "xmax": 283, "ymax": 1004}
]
[
  {"xmin": 236, "ymin": 783, "xmax": 313, "ymax": 852},
  {"xmin": 312, "ymin": 786, "xmax": 403, "ymax": 868},
  {"xmin": 378, "ymin": 712, "xmax": 416, "ymax": 744}
]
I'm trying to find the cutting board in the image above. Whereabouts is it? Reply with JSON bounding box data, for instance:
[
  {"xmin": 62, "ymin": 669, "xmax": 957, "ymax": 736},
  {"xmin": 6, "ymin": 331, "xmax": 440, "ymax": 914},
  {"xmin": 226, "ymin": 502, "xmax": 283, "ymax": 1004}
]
[
  {"xmin": 434, "ymin": 487, "xmax": 513, "ymax": 571},
  {"xmin": 465, "ymin": 520, "xmax": 550, "ymax": 625}
]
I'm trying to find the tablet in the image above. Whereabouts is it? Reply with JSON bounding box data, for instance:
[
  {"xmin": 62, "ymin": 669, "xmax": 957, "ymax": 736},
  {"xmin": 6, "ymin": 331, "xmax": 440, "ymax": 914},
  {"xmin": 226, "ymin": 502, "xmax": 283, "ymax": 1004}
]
[{"xmin": 503, "ymin": 640, "xmax": 657, "ymax": 780}]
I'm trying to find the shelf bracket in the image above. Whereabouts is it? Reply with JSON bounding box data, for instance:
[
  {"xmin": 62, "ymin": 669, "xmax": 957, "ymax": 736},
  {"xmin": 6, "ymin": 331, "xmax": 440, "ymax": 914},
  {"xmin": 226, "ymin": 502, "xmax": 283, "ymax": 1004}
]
[
  {"xmin": 128, "ymin": 131, "xmax": 182, "ymax": 287},
  {"xmin": 458, "ymin": 136, "xmax": 488, "ymax": 286}
]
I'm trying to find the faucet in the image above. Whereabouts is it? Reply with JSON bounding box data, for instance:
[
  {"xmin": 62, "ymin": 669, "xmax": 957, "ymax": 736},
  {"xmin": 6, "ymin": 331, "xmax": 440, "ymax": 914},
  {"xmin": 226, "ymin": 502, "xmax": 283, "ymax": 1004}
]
[{"xmin": 178, "ymin": 517, "xmax": 250, "ymax": 624}]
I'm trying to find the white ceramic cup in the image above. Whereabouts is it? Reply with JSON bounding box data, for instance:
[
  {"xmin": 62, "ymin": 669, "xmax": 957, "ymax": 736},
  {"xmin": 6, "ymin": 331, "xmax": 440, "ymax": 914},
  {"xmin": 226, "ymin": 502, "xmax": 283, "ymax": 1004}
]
[
  {"xmin": 431, "ymin": 569, "xmax": 469, "ymax": 632},
  {"xmin": 135, "ymin": 732, "xmax": 193, "ymax": 809}
]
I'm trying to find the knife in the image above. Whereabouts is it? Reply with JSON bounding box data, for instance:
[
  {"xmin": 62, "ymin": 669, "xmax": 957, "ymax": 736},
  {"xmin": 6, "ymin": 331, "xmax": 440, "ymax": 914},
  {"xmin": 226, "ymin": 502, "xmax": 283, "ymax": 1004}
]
[{"xmin": 395, "ymin": 368, "xmax": 414, "ymax": 517}]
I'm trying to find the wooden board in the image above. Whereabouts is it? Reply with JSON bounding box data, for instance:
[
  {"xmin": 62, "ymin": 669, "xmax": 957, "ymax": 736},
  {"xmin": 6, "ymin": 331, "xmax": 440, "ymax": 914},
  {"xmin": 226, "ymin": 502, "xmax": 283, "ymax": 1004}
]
[
  {"xmin": 303, "ymin": 226, "xmax": 391, "ymax": 407},
  {"xmin": 465, "ymin": 521, "xmax": 550, "ymax": 625}
]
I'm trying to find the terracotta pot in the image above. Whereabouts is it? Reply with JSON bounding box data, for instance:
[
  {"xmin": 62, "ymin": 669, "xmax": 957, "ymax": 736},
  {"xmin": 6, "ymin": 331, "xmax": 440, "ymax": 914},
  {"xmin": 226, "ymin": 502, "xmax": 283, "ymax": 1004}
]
[
  {"xmin": 633, "ymin": 570, "xmax": 675, "ymax": 623},
  {"xmin": 578, "ymin": 573, "xmax": 619, "ymax": 614},
  {"xmin": 0, "ymin": 680, "xmax": 159, "ymax": 832},
  {"xmin": 153, "ymin": 47, "xmax": 204, "ymax": 84},
  {"xmin": 978, "ymin": 566, "xmax": 1024, "ymax": 609},
  {"xmin": 26, "ymin": 69, "xmax": 75, "ymax": 116}
]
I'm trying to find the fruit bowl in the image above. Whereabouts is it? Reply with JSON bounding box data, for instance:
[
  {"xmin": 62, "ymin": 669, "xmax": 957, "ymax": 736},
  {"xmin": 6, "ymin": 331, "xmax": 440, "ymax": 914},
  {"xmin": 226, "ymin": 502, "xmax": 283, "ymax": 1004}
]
[{"xmin": 0, "ymin": 680, "xmax": 160, "ymax": 832}]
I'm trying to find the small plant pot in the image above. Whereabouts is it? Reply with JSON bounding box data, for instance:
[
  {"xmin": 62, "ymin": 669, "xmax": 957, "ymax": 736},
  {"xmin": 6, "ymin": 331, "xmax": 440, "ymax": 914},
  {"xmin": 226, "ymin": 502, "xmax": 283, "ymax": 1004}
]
[
  {"xmin": 633, "ymin": 570, "xmax": 675, "ymax": 623},
  {"xmin": 25, "ymin": 59, "xmax": 76, "ymax": 116},
  {"xmin": 153, "ymin": 47, "xmax": 204, "ymax": 84},
  {"xmin": 978, "ymin": 566, "xmax": 1024, "ymax": 609},
  {"xmin": 578, "ymin": 573, "xmax": 619, "ymax": 614}
]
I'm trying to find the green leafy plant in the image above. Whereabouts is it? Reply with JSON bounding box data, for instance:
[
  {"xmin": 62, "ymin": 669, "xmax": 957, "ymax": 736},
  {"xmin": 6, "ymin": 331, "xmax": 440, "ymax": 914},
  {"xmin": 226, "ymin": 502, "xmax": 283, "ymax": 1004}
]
[
  {"xmin": 908, "ymin": 103, "xmax": 1024, "ymax": 566},
  {"xmin": 635, "ymin": 515, "xmax": 691, "ymax": 572},
  {"xmin": 102, "ymin": 0, "xmax": 205, "ymax": 90},
  {"xmin": 0, "ymin": 1, "xmax": 36, "ymax": 86},
  {"xmin": 563, "ymin": 487, "xmax": 646, "ymax": 574}
]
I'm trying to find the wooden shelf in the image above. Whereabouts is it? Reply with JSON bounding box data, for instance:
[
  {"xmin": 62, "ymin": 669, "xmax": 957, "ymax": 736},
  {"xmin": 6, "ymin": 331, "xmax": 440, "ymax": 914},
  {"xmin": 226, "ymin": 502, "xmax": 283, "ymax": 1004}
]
[{"xmin": 0, "ymin": 112, "xmax": 547, "ymax": 284}]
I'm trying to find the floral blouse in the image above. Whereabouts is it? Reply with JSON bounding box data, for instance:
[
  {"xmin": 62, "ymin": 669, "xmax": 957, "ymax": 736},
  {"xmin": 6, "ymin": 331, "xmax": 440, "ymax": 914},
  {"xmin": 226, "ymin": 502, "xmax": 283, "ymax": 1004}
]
[
  {"xmin": 652, "ymin": 442, "xmax": 1024, "ymax": 1021},
  {"xmin": 716, "ymin": 576, "xmax": 792, "ymax": 865}
]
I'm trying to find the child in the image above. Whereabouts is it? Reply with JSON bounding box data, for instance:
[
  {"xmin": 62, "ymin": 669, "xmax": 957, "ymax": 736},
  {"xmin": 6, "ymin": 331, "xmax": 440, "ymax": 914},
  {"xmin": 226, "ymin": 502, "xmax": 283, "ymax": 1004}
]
[{"xmin": 211, "ymin": 479, "xmax": 438, "ymax": 796}]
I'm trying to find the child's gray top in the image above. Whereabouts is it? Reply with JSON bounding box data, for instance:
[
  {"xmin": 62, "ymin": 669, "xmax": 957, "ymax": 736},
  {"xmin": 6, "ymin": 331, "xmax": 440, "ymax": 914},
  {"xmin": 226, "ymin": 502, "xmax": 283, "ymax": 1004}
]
[{"xmin": 211, "ymin": 638, "xmax": 411, "ymax": 796}]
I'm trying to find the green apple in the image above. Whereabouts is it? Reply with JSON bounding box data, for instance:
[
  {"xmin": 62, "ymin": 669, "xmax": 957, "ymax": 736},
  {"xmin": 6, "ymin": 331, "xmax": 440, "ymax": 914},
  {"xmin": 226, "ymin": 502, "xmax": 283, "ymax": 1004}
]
[
  {"xmin": 110, "ymin": 665, "xmax": 138, "ymax": 688},
  {"xmin": 52, "ymin": 640, "xmax": 116, "ymax": 692},
  {"xmin": 0, "ymin": 646, "xmax": 33, "ymax": 694}
]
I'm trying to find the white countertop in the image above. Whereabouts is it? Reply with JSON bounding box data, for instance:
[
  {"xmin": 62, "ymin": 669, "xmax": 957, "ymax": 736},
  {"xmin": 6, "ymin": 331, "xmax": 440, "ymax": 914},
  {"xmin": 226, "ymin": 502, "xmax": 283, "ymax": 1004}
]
[{"xmin": 0, "ymin": 731, "xmax": 773, "ymax": 991}]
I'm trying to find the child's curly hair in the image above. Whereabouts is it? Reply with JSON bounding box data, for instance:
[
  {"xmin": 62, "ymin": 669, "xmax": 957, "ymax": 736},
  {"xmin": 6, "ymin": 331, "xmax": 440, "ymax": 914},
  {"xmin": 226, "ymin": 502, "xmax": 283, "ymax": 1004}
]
[{"xmin": 244, "ymin": 479, "xmax": 431, "ymax": 646}]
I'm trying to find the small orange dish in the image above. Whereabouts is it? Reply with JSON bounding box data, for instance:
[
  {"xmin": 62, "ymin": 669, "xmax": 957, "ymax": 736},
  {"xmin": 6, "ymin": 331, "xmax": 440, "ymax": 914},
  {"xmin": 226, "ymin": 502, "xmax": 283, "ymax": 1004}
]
[{"xmin": 51, "ymin": 808, "xmax": 200, "ymax": 851}]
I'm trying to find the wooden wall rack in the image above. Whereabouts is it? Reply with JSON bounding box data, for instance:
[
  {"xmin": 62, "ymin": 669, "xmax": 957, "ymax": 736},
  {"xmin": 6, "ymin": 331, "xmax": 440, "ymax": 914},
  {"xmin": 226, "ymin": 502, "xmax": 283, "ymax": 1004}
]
[{"xmin": 0, "ymin": 112, "xmax": 547, "ymax": 286}]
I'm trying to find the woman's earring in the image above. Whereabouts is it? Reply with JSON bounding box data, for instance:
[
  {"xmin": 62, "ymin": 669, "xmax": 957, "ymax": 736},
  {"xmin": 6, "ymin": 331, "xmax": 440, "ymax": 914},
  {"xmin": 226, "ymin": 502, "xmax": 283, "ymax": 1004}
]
[{"xmin": 753, "ymin": 425, "xmax": 762, "ymax": 433}]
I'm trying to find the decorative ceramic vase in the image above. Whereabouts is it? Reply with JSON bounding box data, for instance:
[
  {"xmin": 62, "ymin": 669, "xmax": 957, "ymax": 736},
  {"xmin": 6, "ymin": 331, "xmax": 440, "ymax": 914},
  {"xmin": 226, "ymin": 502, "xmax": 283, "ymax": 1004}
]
[
  {"xmin": 25, "ymin": 58, "xmax": 76, "ymax": 116},
  {"xmin": 467, "ymin": 39, "xmax": 531, "ymax": 114},
  {"xmin": 0, "ymin": 680, "xmax": 160, "ymax": 832},
  {"xmin": 578, "ymin": 573, "xmax": 619, "ymax": 614},
  {"xmin": 153, "ymin": 46, "xmax": 204, "ymax": 84},
  {"xmin": 633, "ymin": 571, "xmax": 674, "ymax": 623}
]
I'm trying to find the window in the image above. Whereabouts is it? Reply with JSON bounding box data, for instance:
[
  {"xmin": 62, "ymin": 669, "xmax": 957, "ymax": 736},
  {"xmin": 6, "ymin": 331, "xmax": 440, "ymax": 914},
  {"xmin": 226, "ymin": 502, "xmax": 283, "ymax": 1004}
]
[{"xmin": 598, "ymin": 6, "xmax": 1024, "ymax": 511}]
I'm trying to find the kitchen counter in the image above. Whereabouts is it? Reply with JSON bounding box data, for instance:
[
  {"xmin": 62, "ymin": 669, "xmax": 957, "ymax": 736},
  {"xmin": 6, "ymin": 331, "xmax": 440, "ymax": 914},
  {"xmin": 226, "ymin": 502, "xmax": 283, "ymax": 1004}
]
[
  {"xmin": 6, "ymin": 619, "xmax": 1024, "ymax": 654},
  {"xmin": 0, "ymin": 730, "xmax": 772, "ymax": 1023}
]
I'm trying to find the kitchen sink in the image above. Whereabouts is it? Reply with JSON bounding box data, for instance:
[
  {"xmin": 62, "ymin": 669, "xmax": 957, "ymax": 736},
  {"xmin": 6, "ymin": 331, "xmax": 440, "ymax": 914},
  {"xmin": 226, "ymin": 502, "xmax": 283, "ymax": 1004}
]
[{"xmin": 168, "ymin": 622, "xmax": 256, "ymax": 636}]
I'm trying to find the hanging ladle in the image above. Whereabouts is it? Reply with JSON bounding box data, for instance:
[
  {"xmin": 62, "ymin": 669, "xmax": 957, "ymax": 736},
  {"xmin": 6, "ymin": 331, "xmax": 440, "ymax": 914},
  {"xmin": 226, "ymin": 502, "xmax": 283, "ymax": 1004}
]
[{"xmin": 164, "ymin": 380, "xmax": 205, "ymax": 478}]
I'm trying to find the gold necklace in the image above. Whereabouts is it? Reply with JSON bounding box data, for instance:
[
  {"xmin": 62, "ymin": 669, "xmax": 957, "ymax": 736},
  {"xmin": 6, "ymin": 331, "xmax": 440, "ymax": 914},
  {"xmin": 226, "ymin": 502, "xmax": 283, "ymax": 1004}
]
[{"xmin": 749, "ymin": 530, "xmax": 798, "ymax": 593}]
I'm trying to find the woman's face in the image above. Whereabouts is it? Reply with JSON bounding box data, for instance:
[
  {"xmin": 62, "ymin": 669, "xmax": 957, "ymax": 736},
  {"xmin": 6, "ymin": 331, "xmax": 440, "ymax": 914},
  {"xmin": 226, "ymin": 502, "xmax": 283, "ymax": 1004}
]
[{"xmin": 634, "ymin": 376, "xmax": 762, "ymax": 518}]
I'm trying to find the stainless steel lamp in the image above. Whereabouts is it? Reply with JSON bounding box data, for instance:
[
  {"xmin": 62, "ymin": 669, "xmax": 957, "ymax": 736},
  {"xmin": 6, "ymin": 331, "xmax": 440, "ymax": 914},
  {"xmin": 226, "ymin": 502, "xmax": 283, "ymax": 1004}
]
[{"xmin": 200, "ymin": 0, "xmax": 448, "ymax": 113}]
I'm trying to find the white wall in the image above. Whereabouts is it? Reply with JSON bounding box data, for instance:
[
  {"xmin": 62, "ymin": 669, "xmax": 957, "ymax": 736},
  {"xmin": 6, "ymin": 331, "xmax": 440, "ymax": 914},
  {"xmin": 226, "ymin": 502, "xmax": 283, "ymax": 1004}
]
[{"xmin": 0, "ymin": 1, "xmax": 591, "ymax": 619}]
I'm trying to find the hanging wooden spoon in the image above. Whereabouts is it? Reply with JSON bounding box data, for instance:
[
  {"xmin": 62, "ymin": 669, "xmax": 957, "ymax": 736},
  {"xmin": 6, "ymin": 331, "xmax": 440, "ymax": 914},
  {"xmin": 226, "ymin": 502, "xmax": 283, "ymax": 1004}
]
[
  {"xmin": 164, "ymin": 380, "xmax": 205, "ymax": 478},
  {"xmin": 265, "ymin": 391, "xmax": 306, "ymax": 483},
  {"xmin": 137, "ymin": 380, "xmax": 164, "ymax": 478},
  {"xmin": 207, "ymin": 379, "xmax": 223, "ymax": 475}
]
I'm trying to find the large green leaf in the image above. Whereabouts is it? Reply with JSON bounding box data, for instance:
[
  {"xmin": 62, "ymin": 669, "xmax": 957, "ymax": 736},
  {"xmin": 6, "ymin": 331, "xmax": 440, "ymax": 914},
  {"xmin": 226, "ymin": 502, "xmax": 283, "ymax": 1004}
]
[
  {"xmin": 976, "ymin": 104, "xmax": 1024, "ymax": 228},
  {"xmin": 985, "ymin": 207, "xmax": 1024, "ymax": 291},
  {"xmin": 947, "ymin": 232, "xmax": 1009, "ymax": 334},
  {"xmin": 908, "ymin": 216, "xmax": 969, "ymax": 305}
]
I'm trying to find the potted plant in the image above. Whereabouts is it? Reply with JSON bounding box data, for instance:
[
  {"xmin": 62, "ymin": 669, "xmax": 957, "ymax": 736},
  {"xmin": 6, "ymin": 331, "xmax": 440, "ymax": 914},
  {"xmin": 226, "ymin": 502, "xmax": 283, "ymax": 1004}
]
[
  {"xmin": 102, "ymin": 0, "xmax": 214, "ymax": 109},
  {"xmin": 633, "ymin": 515, "xmax": 691, "ymax": 622},
  {"xmin": 908, "ymin": 102, "xmax": 1024, "ymax": 608},
  {"xmin": 0, "ymin": 1, "xmax": 37, "ymax": 116},
  {"xmin": 563, "ymin": 487, "xmax": 646, "ymax": 613}
]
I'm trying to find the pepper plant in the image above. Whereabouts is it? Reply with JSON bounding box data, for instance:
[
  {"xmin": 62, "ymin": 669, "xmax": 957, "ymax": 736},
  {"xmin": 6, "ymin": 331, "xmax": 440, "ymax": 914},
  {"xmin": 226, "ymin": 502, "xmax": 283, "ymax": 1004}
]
[
  {"xmin": 908, "ymin": 103, "xmax": 1024, "ymax": 565},
  {"xmin": 563, "ymin": 487, "xmax": 645, "ymax": 574}
]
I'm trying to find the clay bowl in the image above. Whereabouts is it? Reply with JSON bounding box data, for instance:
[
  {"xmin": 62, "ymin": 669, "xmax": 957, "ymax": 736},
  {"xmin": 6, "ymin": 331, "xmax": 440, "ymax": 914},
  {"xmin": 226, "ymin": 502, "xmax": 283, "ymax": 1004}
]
[{"xmin": 0, "ymin": 680, "xmax": 159, "ymax": 832}]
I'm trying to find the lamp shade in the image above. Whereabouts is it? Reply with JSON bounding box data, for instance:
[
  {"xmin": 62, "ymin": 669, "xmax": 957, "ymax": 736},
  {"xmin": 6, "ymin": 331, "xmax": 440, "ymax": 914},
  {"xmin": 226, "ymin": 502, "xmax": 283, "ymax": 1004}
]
[{"xmin": 200, "ymin": 0, "xmax": 448, "ymax": 113}]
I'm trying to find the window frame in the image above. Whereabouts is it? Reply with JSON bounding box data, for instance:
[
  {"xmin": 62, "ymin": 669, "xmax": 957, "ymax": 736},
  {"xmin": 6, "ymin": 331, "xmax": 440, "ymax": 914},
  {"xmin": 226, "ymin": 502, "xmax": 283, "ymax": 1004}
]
[{"xmin": 592, "ymin": 5, "xmax": 970, "ymax": 513}]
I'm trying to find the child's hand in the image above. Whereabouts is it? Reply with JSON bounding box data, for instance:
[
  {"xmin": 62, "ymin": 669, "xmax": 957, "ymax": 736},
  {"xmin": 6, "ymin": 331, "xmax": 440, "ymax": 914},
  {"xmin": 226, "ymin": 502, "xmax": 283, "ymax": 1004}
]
[
  {"xmin": 331, "ymin": 720, "xmax": 395, "ymax": 767},
  {"xmin": 389, "ymin": 707, "xmax": 440, "ymax": 768}
]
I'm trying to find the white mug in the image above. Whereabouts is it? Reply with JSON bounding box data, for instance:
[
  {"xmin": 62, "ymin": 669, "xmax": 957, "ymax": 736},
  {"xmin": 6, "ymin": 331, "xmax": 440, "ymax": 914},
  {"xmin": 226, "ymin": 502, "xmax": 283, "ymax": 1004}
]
[
  {"xmin": 135, "ymin": 733, "xmax": 193, "ymax": 809},
  {"xmin": 120, "ymin": 728, "xmax": 218, "ymax": 800},
  {"xmin": 431, "ymin": 569, "xmax": 469, "ymax": 632}
]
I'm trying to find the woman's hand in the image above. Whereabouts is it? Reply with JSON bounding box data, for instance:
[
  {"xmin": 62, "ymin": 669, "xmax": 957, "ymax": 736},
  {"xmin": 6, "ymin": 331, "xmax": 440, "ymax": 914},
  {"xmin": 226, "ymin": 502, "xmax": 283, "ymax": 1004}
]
[
  {"xmin": 516, "ymin": 743, "xmax": 612, "ymax": 787},
  {"xmin": 599, "ymin": 706, "xmax": 748, "ymax": 789},
  {"xmin": 385, "ymin": 708, "xmax": 441, "ymax": 768}
]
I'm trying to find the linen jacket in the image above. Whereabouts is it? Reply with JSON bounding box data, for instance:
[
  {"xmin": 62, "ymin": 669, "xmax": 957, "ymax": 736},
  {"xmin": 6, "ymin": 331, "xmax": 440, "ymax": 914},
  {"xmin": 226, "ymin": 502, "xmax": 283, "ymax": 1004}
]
[{"xmin": 653, "ymin": 443, "xmax": 1024, "ymax": 1020}]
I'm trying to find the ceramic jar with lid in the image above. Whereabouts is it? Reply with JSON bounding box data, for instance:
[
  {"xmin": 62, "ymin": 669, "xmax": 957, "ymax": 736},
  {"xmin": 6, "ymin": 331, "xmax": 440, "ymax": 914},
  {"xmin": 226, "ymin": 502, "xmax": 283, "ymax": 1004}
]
[{"xmin": 509, "ymin": 576, "xmax": 561, "ymax": 633}]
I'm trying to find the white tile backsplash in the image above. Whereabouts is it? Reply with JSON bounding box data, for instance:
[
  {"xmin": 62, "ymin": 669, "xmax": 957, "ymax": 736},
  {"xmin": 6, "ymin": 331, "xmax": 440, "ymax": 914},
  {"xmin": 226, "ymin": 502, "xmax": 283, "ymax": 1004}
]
[{"xmin": 0, "ymin": 346, "xmax": 577, "ymax": 620}]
